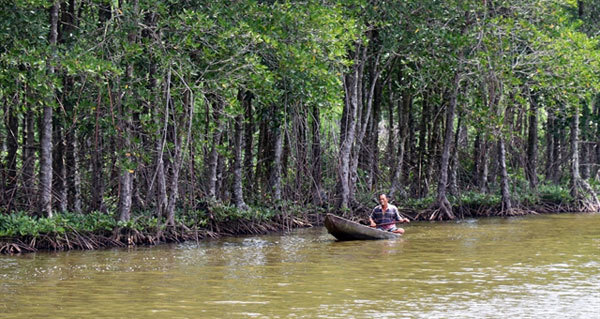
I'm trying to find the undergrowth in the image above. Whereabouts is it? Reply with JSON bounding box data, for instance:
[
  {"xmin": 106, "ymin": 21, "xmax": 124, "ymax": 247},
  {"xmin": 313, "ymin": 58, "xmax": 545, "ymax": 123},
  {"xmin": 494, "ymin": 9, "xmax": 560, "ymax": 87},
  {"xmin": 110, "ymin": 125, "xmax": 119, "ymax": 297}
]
[{"xmin": 0, "ymin": 200, "xmax": 323, "ymax": 239}]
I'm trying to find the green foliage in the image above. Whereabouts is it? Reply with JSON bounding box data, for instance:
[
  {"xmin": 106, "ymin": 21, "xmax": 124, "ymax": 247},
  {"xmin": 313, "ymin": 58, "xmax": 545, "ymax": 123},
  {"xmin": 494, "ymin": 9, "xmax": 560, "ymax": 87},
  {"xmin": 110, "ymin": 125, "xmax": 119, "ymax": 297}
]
[
  {"xmin": 589, "ymin": 178, "xmax": 600, "ymax": 193},
  {"xmin": 402, "ymin": 196, "xmax": 436, "ymax": 210},
  {"xmin": 455, "ymin": 192, "xmax": 502, "ymax": 208},
  {"xmin": 0, "ymin": 211, "xmax": 118, "ymax": 238},
  {"xmin": 537, "ymin": 184, "xmax": 574, "ymax": 204},
  {"xmin": 210, "ymin": 203, "xmax": 254, "ymax": 221},
  {"xmin": 204, "ymin": 200, "xmax": 308, "ymax": 223},
  {"xmin": 0, "ymin": 212, "xmax": 40, "ymax": 237},
  {"xmin": 1, "ymin": 0, "xmax": 598, "ymax": 231}
]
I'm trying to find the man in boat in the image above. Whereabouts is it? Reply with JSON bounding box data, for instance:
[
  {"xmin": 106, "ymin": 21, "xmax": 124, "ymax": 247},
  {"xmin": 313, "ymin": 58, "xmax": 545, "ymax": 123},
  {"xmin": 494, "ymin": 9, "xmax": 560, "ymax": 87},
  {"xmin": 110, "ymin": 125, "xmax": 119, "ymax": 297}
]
[{"xmin": 369, "ymin": 194, "xmax": 409, "ymax": 234}]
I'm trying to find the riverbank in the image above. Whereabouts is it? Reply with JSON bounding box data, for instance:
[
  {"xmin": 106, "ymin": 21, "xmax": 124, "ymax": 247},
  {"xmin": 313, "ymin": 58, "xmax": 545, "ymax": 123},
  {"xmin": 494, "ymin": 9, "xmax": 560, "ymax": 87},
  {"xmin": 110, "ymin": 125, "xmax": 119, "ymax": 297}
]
[
  {"xmin": 1, "ymin": 186, "xmax": 598, "ymax": 254},
  {"xmin": 0, "ymin": 204, "xmax": 322, "ymax": 254}
]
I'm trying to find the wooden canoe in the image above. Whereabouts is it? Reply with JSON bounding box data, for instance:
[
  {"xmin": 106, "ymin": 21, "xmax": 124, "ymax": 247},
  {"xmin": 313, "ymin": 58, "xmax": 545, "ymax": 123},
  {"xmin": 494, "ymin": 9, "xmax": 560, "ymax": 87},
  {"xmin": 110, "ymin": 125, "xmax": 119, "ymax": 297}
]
[{"xmin": 324, "ymin": 213, "xmax": 400, "ymax": 241}]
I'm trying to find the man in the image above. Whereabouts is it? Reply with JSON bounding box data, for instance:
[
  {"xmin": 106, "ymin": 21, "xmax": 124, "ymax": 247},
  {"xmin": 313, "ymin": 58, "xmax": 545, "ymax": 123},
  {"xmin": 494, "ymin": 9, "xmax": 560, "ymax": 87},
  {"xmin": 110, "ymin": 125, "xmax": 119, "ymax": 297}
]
[{"xmin": 369, "ymin": 194, "xmax": 409, "ymax": 234}]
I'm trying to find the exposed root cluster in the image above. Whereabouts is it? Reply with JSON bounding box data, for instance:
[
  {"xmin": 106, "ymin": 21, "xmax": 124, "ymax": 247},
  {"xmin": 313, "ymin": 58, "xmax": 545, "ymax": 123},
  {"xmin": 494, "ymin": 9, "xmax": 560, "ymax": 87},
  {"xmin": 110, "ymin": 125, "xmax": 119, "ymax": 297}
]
[
  {"xmin": 0, "ymin": 214, "xmax": 315, "ymax": 255},
  {"xmin": 410, "ymin": 199, "xmax": 589, "ymax": 221},
  {"xmin": 571, "ymin": 178, "xmax": 600, "ymax": 213},
  {"xmin": 0, "ymin": 241, "xmax": 37, "ymax": 254}
]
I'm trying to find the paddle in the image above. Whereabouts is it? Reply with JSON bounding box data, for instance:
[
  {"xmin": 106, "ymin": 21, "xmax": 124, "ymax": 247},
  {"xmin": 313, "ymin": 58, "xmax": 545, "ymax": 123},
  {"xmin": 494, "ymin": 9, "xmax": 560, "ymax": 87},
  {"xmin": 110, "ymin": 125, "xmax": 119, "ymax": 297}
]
[{"xmin": 369, "ymin": 219, "xmax": 410, "ymax": 228}]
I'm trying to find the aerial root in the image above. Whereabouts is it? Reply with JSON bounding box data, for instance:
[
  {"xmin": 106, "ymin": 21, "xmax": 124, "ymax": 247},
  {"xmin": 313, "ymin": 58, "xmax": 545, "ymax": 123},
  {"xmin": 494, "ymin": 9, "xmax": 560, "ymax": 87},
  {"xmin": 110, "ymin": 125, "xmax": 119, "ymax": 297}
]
[
  {"xmin": 0, "ymin": 241, "xmax": 37, "ymax": 254},
  {"xmin": 426, "ymin": 196, "xmax": 455, "ymax": 221}
]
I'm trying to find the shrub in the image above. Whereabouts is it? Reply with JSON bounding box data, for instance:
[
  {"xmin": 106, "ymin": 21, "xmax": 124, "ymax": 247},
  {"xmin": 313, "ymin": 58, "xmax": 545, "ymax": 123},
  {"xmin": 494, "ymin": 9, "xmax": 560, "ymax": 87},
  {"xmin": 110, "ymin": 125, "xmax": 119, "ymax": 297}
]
[
  {"xmin": 538, "ymin": 184, "xmax": 573, "ymax": 204},
  {"xmin": 0, "ymin": 211, "xmax": 119, "ymax": 238},
  {"xmin": 455, "ymin": 191, "xmax": 501, "ymax": 207}
]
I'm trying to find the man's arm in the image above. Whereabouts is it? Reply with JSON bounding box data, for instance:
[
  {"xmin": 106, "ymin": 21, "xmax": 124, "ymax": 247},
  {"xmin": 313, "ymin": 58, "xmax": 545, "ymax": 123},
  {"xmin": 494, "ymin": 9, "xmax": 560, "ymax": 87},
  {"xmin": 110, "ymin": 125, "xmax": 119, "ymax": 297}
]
[
  {"xmin": 369, "ymin": 217, "xmax": 376, "ymax": 227},
  {"xmin": 393, "ymin": 207, "xmax": 410, "ymax": 223},
  {"xmin": 369, "ymin": 207, "xmax": 377, "ymax": 227}
]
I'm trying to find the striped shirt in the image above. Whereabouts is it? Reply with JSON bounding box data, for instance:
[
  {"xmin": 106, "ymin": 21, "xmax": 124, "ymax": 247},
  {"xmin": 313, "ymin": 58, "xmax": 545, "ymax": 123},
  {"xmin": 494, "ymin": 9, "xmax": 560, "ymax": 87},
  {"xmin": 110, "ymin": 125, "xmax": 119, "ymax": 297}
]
[{"xmin": 370, "ymin": 204, "xmax": 401, "ymax": 230}]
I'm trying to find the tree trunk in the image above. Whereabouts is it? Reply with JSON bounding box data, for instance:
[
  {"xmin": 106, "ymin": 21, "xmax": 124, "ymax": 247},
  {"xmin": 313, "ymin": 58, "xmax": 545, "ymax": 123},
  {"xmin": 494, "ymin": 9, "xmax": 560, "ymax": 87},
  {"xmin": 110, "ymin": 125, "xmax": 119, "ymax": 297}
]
[
  {"xmin": 292, "ymin": 104, "xmax": 308, "ymax": 201},
  {"xmin": 207, "ymin": 97, "xmax": 224, "ymax": 199},
  {"xmin": 595, "ymin": 95, "xmax": 600, "ymax": 180},
  {"xmin": 215, "ymin": 143, "xmax": 225, "ymax": 199},
  {"xmin": 256, "ymin": 112, "xmax": 273, "ymax": 192},
  {"xmin": 580, "ymin": 101, "xmax": 591, "ymax": 179},
  {"xmin": 243, "ymin": 91, "xmax": 255, "ymax": 190},
  {"xmin": 552, "ymin": 128, "xmax": 563, "ymax": 184},
  {"xmin": 155, "ymin": 137, "xmax": 168, "ymax": 218},
  {"xmin": 406, "ymin": 90, "xmax": 416, "ymax": 189},
  {"xmin": 449, "ymin": 114, "xmax": 462, "ymax": 196},
  {"xmin": 57, "ymin": 0, "xmax": 78, "ymax": 211},
  {"xmin": 389, "ymin": 91, "xmax": 410, "ymax": 199},
  {"xmin": 546, "ymin": 108, "xmax": 564, "ymax": 184},
  {"xmin": 1, "ymin": 99, "xmax": 19, "ymax": 212},
  {"xmin": 0, "ymin": 100, "xmax": 5, "ymax": 209},
  {"xmin": 417, "ymin": 91, "xmax": 430, "ymax": 197},
  {"xmin": 348, "ymin": 49, "xmax": 367, "ymax": 205},
  {"xmin": 232, "ymin": 112, "xmax": 247, "ymax": 209},
  {"xmin": 166, "ymin": 142, "xmax": 181, "ymax": 226},
  {"xmin": 498, "ymin": 138, "xmax": 513, "ymax": 212},
  {"xmin": 431, "ymin": 72, "xmax": 459, "ymax": 220},
  {"xmin": 270, "ymin": 121, "xmax": 284, "ymax": 202},
  {"xmin": 22, "ymin": 108, "xmax": 36, "ymax": 210},
  {"xmin": 571, "ymin": 106, "xmax": 582, "ymax": 199},
  {"xmin": 506, "ymin": 97, "xmax": 521, "ymax": 170},
  {"xmin": 5, "ymin": 98, "xmax": 19, "ymax": 212},
  {"xmin": 154, "ymin": 71, "xmax": 169, "ymax": 219},
  {"xmin": 310, "ymin": 103, "xmax": 323, "ymax": 205},
  {"xmin": 52, "ymin": 115, "xmax": 67, "ymax": 212},
  {"xmin": 166, "ymin": 88, "xmax": 192, "ymax": 226},
  {"xmin": 0, "ymin": 101, "xmax": 4, "ymax": 209},
  {"xmin": 526, "ymin": 90, "xmax": 539, "ymax": 189},
  {"xmin": 117, "ymin": 0, "xmax": 139, "ymax": 222},
  {"xmin": 282, "ymin": 119, "xmax": 290, "ymax": 183},
  {"xmin": 473, "ymin": 133, "xmax": 481, "ymax": 186},
  {"xmin": 350, "ymin": 40, "xmax": 385, "ymax": 201},
  {"xmin": 338, "ymin": 64, "xmax": 359, "ymax": 210},
  {"xmin": 369, "ymin": 79, "xmax": 383, "ymax": 190},
  {"xmin": 65, "ymin": 129, "xmax": 81, "ymax": 213},
  {"xmin": 479, "ymin": 138, "xmax": 489, "ymax": 193},
  {"xmin": 91, "ymin": 92, "xmax": 106, "ymax": 213},
  {"xmin": 39, "ymin": 2, "xmax": 60, "ymax": 217},
  {"xmin": 118, "ymin": 167, "xmax": 133, "ymax": 222},
  {"xmin": 389, "ymin": 135, "xmax": 406, "ymax": 199},
  {"xmin": 425, "ymin": 100, "xmax": 442, "ymax": 197},
  {"xmin": 385, "ymin": 82, "xmax": 395, "ymax": 170},
  {"xmin": 473, "ymin": 133, "xmax": 489, "ymax": 192},
  {"xmin": 63, "ymin": 73, "xmax": 82, "ymax": 213},
  {"xmin": 485, "ymin": 71, "xmax": 512, "ymax": 214},
  {"xmin": 545, "ymin": 111, "xmax": 557, "ymax": 182},
  {"xmin": 117, "ymin": 86, "xmax": 134, "ymax": 222},
  {"xmin": 233, "ymin": 90, "xmax": 248, "ymax": 210},
  {"xmin": 570, "ymin": 103, "xmax": 600, "ymax": 211}
]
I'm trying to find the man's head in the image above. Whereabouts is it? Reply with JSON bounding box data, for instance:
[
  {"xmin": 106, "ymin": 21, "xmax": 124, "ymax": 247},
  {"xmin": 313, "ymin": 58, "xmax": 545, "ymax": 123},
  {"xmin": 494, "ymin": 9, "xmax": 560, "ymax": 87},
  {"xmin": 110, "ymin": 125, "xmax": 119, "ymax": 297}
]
[{"xmin": 378, "ymin": 194, "xmax": 388, "ymax": 206}]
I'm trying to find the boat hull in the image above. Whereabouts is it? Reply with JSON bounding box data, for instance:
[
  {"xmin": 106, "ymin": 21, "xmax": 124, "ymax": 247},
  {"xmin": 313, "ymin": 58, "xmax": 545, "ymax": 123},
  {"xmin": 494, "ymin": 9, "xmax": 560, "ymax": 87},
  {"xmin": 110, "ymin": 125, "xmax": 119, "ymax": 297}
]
[{"xmin": 324, "ymin": 213, "xmax": 400, "ymax": 240}]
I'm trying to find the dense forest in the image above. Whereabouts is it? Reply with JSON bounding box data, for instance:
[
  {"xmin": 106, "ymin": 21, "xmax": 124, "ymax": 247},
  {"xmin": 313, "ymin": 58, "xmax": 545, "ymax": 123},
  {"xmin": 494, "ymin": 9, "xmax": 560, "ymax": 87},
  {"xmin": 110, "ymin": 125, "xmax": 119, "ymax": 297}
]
[{"xmin": 1, "ymin": 0, "xmax": 599, "ymax": 251}]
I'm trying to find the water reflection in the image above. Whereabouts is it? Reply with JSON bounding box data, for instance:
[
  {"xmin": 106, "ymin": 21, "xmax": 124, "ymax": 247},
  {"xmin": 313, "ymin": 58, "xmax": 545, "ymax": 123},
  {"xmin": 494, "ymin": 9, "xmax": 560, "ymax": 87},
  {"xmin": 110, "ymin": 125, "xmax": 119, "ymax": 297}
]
[{"xmin": 0, "ymin": 213, "xmax": 599, "ymax": 318}]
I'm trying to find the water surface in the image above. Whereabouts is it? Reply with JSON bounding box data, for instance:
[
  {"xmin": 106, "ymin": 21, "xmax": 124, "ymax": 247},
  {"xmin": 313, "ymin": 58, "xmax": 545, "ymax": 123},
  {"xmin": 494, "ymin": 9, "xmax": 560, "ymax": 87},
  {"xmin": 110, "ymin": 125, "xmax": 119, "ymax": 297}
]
[{"xmin": 1, "ymin": 213, "xmax": 599, "ymax": 318}]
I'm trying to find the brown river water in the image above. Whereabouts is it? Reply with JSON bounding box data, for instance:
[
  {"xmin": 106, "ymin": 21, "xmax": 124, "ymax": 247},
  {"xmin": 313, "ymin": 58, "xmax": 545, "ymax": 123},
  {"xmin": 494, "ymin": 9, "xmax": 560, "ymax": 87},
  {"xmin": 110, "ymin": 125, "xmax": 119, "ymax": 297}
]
[{"xmin": 1, "ymin": 213, "xmax": 599, "ymax": 318}]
